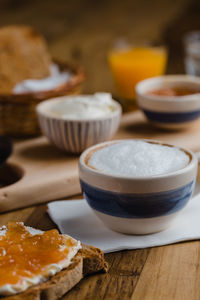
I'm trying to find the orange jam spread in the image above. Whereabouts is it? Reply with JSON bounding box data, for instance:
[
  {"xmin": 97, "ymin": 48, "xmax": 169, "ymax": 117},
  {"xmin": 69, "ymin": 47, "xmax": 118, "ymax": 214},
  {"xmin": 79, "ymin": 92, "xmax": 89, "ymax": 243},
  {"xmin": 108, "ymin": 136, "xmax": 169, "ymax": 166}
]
[{"xmin": 0, "ymin": 222, "xmax": 77, "ymax": 287}]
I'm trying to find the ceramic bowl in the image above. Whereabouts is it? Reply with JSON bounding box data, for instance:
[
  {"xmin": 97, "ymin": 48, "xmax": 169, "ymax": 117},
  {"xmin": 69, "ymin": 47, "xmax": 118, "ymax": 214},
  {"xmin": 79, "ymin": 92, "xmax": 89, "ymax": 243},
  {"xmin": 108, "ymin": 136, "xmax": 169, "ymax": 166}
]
[
  {"xmin": 36, "ymin": 95, "xmax": 122, "ymax": 153},
  {"xmin": 136, "ymin": 75, "xmax": 200, "ymax": 129},
  {"xmin": 79, "ymin": 139, "xmax": 198, "ymax": 234}
]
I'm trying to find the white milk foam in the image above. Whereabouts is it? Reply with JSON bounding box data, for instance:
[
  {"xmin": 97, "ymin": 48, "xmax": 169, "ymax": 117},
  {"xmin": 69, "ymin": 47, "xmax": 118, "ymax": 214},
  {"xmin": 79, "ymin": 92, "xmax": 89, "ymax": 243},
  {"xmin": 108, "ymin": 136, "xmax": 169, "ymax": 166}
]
[{"xmin": 88, "ymin": 140, "xmax": 190, "ymax": 177}]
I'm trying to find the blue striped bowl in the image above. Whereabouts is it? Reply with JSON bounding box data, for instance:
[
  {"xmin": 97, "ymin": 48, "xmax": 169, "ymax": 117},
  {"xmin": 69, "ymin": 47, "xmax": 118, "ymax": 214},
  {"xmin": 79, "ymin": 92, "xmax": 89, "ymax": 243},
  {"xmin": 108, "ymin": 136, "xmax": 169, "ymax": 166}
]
[
  {"xmin": 79, "ymin": 139, "xmax": 198, "ymax": 234},
  {"xmin": 136, "ymin": 75, "xmax": 200, "ymax": 129},
  {"xmin": 36, "ymin": 96, "xmax": 121, "ymax": 153}
]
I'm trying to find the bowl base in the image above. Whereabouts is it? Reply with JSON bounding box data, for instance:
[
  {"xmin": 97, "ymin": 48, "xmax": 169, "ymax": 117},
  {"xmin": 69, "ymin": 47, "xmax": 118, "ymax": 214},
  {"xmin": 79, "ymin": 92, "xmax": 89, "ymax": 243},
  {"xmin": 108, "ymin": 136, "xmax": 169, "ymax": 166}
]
[
  {"xmin": 94, "ymin": 210, "xmax": 178, "ymax": 235},
  {"xmin": 149, "ymin": 118, "xmax": 199, "ymax": 130}
]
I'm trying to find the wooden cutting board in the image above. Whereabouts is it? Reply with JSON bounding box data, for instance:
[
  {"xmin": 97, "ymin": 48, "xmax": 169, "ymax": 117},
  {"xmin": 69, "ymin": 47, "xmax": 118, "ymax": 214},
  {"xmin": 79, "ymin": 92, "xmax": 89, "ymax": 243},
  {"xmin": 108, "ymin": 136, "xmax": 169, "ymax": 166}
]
[{"xmin": 1, "ymin": 110, "xmax": 200, "ymax": 213}]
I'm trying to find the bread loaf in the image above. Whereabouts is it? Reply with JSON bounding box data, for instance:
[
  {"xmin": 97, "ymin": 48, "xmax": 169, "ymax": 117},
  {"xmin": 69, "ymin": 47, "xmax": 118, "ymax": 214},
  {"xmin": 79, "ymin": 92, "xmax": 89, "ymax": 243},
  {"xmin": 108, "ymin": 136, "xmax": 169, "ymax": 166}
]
[{"xmin": 0, "ymin": 25, "xmax": 51, "ymax": 93}]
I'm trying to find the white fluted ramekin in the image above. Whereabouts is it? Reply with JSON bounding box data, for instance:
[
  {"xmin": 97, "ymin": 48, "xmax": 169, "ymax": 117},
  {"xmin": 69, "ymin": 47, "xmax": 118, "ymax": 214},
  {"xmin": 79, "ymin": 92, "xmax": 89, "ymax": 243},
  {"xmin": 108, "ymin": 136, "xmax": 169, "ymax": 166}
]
[{"xmin": 36, "ymin": 96, "xmax": 122, "ymax": 153}]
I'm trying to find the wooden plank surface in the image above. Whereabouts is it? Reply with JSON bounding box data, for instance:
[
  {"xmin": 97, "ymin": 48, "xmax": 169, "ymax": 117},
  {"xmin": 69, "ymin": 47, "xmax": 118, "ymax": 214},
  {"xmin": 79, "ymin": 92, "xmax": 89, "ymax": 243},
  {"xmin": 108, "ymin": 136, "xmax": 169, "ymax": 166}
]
[
  {"xmin": 1, "ymin": 110, "xmax": 200, "ymax": 213},
  {"xmin": 1, "ymin": 112, "xmax": 199, "ymax": 299},
  {"xmin": 0, "ymin": 137, "xmax": 81, "ymax": 212},
  {"xmin": 132, "ymin": 242, "xmax": 200, "ymax": 300},
  {"xmin": 1, "ymin": 168, "xmax": 199, "ymax": 299},
  {"xmin": 119, "ymin": 111, "xmax": 200, "ymax": 151},
  {"xmin": 1, "ymin": 186, "xmax": 199, "ymax": 300}
]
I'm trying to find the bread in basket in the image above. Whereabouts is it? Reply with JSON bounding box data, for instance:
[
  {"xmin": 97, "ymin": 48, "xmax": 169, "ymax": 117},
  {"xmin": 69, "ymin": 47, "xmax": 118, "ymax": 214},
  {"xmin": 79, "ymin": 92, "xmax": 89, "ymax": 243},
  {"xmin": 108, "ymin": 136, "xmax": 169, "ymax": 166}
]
[{"xmin": 0, "ymin": 25, "xmax": 85, "ymax": 137}]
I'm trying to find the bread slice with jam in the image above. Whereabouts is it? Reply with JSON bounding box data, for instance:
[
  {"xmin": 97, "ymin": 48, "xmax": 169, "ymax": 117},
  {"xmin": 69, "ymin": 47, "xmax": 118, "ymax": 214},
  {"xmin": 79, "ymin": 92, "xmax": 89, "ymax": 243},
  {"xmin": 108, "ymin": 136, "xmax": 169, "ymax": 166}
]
[{"xmin": 0, "ymin": 222, "xmax": 108, "ymax": 300}]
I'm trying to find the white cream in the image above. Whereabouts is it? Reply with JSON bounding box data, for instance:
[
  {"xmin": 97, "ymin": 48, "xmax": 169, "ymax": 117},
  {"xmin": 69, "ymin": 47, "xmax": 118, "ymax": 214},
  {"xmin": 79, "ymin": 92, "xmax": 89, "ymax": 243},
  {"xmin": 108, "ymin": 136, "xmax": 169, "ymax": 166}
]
[
  {"xmin": 13, "ymin": 63, "xmax": 71, "ymax": 94},
  {"xmin": 88, "ymin": 140, "xmax": 190, "ymax": 177},
  {"xmin": 46, "ymin": 93, "xmax": 117, "ymax": 120},
  {"xmin": 0, "ymin": 224, "xmax": 81, "ymax": 296}
]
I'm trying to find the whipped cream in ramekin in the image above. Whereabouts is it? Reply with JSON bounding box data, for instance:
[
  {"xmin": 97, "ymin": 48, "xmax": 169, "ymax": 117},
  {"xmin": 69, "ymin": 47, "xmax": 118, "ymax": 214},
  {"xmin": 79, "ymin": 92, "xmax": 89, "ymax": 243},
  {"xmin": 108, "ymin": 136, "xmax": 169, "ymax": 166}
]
[{"xmin": 45, "ymin": 93, "xmax": 117, "ymax": 120}]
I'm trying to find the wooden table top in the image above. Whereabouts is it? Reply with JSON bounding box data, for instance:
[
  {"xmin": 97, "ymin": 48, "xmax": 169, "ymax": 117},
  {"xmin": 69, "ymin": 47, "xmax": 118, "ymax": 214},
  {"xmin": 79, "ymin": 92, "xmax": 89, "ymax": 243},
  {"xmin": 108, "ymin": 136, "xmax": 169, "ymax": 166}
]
[
  {"xmin": 1, "ymin": 179, "xmax": 200, "ymax": 300},
  {"xmin": 0, "ymin": 1, "xmax": 200, "ymax": 299}
]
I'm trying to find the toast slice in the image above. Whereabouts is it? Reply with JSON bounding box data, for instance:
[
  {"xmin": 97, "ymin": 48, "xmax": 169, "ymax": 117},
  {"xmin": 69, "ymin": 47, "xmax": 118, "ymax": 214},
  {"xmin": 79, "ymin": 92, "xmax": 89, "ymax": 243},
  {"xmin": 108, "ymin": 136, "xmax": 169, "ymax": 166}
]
[
  {"xmin": 0, "ymin": 25, "xmax": 51, "ymax": 94},
  {"xmin": 4, "ymin": 244, "xmax": 108, "ymax": 300}
]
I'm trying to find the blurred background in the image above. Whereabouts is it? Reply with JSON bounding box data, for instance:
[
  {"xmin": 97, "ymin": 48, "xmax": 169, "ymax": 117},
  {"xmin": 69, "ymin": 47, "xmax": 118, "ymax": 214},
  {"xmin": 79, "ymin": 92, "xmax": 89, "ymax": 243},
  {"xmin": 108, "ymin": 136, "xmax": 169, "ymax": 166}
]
[{"xmin": 0, "ymin": 0, "xmax": 199, "ymax": 94}]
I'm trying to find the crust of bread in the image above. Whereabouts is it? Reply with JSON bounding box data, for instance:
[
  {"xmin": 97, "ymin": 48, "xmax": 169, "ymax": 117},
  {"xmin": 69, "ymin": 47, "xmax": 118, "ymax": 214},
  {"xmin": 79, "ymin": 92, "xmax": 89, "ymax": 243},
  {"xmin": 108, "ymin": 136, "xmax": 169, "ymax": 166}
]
[
  {"xmin": 0, "ymin": 25, "xmax": 51, "ymax": 93},
  {"xmin": 81, "ymin": 244, "xmax": 108, "ymax": 275},
  {"xmin": 2, "ymin": 244, "xmax": 107, "ymax": 300}
]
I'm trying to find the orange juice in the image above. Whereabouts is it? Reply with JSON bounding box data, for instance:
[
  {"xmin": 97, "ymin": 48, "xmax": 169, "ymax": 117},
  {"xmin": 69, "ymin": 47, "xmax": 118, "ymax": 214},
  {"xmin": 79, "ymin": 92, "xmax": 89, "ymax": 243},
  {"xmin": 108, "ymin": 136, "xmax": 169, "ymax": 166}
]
[{"xmin": 108, "ymin": 47, "xmax": 167, "ymax": 102}]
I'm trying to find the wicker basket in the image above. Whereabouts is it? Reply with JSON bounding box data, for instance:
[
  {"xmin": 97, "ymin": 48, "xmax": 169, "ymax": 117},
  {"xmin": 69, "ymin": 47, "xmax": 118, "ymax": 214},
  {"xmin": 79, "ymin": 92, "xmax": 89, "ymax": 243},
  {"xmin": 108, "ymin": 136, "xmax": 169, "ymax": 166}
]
[{"xmin": 0, "ymin": 60, "xmax": 85, "ymax": 137}]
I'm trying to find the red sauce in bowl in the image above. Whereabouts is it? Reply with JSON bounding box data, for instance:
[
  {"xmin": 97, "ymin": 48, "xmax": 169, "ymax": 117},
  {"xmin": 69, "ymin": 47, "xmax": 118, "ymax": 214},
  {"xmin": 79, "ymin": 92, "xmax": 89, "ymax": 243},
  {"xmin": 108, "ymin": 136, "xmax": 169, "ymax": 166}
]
[{"xmin": 147, "ymin": 87, "xmax": 200, "ymax": 97}]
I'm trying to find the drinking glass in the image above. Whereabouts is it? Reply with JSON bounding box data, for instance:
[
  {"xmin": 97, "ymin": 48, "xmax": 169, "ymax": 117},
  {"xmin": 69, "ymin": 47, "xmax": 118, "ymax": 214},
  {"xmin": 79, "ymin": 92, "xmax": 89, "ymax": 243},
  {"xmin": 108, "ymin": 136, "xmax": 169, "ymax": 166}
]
[
  {"xmin": 108, "ymin": 45, "xmax": 167, "ymax": 111},
  {"xmin": 184, "ymin": 31, "xmax": 200, "ymax": 76}
]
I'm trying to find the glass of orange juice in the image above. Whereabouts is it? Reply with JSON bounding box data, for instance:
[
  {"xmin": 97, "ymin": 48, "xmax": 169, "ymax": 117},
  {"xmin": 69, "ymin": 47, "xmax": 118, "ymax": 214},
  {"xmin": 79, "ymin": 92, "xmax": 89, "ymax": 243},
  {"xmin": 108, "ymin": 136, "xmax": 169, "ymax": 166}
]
[{"xmin": 108, "ymin": 46, "xmax": 167, "ymax": 111}]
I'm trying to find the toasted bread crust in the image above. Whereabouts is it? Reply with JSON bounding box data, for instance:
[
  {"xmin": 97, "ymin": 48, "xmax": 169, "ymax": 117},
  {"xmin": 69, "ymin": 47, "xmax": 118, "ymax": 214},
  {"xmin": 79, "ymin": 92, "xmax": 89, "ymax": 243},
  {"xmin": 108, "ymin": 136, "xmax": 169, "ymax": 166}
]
[
  {"xmin": 81, "ymin": 244, "xmax": 108, "ymax": 275},
  {"xmin": 3, "ymin": 244, "xmax": 107, "ymax": 300}
]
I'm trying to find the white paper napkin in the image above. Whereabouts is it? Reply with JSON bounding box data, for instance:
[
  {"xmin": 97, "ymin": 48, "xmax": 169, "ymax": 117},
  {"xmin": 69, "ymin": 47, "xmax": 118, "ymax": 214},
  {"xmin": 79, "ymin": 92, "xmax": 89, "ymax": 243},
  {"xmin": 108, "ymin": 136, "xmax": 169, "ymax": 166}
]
[{"xmin": 47, "ymin": 192, "xmax": 200, "ymax": 253}]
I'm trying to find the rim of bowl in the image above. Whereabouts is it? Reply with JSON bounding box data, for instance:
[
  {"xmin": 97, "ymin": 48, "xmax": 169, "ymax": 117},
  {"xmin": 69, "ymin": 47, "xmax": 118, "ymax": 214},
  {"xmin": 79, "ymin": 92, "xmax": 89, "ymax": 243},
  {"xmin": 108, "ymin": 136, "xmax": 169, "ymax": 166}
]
[
  {"xmin": 79, "ymin": 139, "xmax": 197, "ymax": 181},
  {"xmin": 36, "ymin": 95, "xmax": 122, "ymax": 122},
  {"xmin": 135, "ymin": 75, "xmax": 200, "ymax": 102}
]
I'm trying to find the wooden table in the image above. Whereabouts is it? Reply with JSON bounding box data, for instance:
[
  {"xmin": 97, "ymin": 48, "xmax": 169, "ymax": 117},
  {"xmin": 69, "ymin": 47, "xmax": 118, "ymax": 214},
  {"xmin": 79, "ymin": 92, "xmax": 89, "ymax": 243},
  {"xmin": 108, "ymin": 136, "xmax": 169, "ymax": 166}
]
[
  {"xmin": 1, "ymin": 114, "xmax": 200, "ymax": 300},
  {"xmin": 0, "ymin": 1, "xmax": 199, "ymax": 298},
  {"xmin": 1, "ymin": 177, "xmax": 200, "ymax": 300},
  {"xmin": 1, "ymin": 2, "xmax": 200, "ymax": 297}
]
